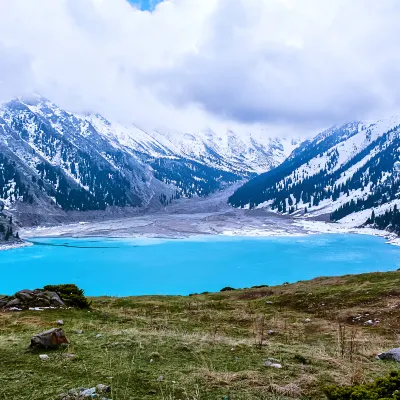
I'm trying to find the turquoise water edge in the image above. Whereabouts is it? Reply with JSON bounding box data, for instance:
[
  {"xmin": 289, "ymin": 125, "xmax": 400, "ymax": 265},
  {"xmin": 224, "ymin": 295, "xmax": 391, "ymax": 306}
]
[{"xmin": 1, "ymin": 234, "xmax": 400, "ymax": 297}]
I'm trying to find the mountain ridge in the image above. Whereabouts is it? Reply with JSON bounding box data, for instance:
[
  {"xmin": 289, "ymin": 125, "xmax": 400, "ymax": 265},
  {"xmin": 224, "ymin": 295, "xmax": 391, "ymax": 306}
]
[
  {"xmin": 0, "ymin": 95, "xmax": 296, "ymax": 228},
  {"xmin": 229, "ymin": 114, "xmax": 400, "ymax": 232}
]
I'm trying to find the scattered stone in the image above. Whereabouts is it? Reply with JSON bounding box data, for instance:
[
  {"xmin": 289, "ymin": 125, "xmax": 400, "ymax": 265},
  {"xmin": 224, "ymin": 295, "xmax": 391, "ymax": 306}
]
[
  {"xmin": 264, "ymin": 360, "xmax": 282, "ymax": 368},
  {"xmin": 267, "ymin": 330, "xmax": 275, "ymax": 335},
  {"xmin": 80, "ymin": 388, "xmax": 96, "ymax": 397},
  {"xmin": 149, "ymin": 359, "xmax": 154, "ymax": 363},
  {"xmin": 157, "ymin": 375, "xmax": 164, "ymax": 382},
  {"xmin": 377, "ymin": 348, "xmax": 400, "ymax": 362},
  {"xmin": 57, "ymin": 320, "xmax": 64, "ymax": 326},
  {"xmin": 63, "ymin": 353, "xmax": 77, "ymax": 361},
  {"xmin": 95, "ymin": 334, "xmax": 103, "ymax": 338},
  {"xmin": 304, "ymin": 318, "xmax": 312, "ymax": 323},
  {"xmin": 76, "ymin": 330, "xmax": 84, "ymax": 334},
  {"xmin": 265, "ymin": 301, "xmax": 273, "ymax": 305},
  {"xmin": 364, "ymin": 319, "xmax": 380, "ymax": 326},
  {"xmin": 58, "ymin": 385, "xmax": 111, "ymax": 400},
  {"xmin": 96, "ymin": 384, "xmax": 111, "ymax": 394},
  {"xmin": 39, "ymin": 354, "xmax": 50, "ymax": 361},
  {"xmin": 30, "ymin": 328, "xmax": 69, "ymax": 350}
]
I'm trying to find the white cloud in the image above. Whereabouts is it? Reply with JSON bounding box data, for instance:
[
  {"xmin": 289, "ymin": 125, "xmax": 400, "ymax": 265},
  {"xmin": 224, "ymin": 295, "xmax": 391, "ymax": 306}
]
[{"xmin": 0, "ymin": 0, "xmax": 400, "ymax": 135}]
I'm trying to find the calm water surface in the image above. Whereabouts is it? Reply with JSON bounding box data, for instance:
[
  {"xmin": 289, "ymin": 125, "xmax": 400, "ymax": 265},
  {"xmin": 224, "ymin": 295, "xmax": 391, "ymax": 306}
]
[{"xmin": 1, "ymin": 234, "xmax": 400, "ymax": 296}]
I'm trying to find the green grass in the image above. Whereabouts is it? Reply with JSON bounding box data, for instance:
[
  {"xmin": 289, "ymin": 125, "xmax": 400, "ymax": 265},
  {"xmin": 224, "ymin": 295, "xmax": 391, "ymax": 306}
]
[{"xmin": 2, "ymin": 271, "xmax": 400, "ymax": 399}]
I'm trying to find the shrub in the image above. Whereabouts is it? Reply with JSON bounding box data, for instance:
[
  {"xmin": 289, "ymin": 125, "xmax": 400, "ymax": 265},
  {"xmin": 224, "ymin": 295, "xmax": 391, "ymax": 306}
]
[
  {"xmin": 294, "ymin": 354, "xmax": 310, "ymax": 365},
  {"xmin": 324, "ymin": 371, "xmax": 400, "ymax": 399},
  {"xmin": 43, "ymin": 284, "xmax": 91, "ymax": 309},
  {"xmin": 220, "ymin": 287, "xmax": 236, "ymax": 292}
]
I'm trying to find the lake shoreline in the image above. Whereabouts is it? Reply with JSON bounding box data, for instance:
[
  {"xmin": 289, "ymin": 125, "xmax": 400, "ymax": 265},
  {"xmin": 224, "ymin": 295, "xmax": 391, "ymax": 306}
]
[{"xmin": 18, "ymin": 218, "xmax": 399, "ymax": 247}]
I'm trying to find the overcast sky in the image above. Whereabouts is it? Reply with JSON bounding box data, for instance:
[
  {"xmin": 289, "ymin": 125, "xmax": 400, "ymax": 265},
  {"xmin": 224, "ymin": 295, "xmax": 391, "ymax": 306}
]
[{"xmin": 1, "ymin": 0, "xmax": 400, "ymax": 136}]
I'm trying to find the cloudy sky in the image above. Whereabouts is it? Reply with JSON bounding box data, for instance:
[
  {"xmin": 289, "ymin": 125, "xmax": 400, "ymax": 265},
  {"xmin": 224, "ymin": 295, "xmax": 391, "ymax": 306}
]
[{"xmin": 1, "ymin": 0, "xmax": 400, "ymax": 135}]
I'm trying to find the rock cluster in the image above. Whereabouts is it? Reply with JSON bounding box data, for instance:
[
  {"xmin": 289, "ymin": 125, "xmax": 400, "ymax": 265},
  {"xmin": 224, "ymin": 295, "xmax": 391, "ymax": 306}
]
[
  {"xmin": 59, "ymin": 384, "xmax": 111, "ymax": 399},
  {"xmin": 0, "ymin": 289, "xmax": 65, "ymax": 310}
]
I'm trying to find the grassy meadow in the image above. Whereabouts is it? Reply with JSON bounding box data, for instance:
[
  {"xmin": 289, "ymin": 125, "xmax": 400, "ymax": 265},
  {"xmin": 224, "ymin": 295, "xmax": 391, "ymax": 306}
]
[{"xmin": 2, "ymin": 271, "xmax": 400, "ymax": 399}]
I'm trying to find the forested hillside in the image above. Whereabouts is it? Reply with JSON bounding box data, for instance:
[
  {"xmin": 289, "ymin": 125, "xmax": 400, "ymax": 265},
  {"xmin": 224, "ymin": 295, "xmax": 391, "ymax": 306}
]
[{"xmin": 229, "ymin": 117, "xmax": 400, "ymax": 233}]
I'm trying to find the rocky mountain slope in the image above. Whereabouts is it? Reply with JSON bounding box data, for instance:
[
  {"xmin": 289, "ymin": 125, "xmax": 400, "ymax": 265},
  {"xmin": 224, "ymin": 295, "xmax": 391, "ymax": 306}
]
[
  {"xmin": 0, "ymin": 96, "xmax": 296, "ymax": 226},
  {"xmin": 229, "ymin": 116, "xmax": 400, "ymax": 231}
]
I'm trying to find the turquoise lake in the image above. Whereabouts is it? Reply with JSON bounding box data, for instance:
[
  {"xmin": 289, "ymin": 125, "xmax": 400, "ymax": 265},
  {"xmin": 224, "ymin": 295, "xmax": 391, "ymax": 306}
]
[{"xmin": 1, "ymin": 234, "xmax": 400, "ymax": 296}]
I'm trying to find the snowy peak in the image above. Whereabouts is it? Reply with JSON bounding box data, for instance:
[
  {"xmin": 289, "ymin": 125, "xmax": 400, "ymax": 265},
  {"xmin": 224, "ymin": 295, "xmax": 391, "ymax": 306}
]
[{"xmin": 0, "ymin": 96, "xmax": 293, "ymax": 225}]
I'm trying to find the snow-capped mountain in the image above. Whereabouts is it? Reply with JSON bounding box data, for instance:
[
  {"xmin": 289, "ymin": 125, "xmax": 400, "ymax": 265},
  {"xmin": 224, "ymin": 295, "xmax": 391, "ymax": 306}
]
[
  {"xmin": 83, "ymin": 112, "xmax": 298, "ymax": 175},
  {"xmin": 0, "ymin": 96, "xmax": 295, "ymax": 225},
  {"xmin": 229, "ymin": 115, "xmax": 400, "ymax": 230}
]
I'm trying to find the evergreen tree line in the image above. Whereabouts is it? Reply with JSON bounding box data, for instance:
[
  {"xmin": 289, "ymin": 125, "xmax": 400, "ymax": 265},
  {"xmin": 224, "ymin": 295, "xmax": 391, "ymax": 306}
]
[
  {"xmin": 0, "ymin": 153, "xmax": 34, "ymax": 204},
  {"xmin": 229, "ymin": 122, "xmax": 362, "ymax": 207},
  {"xmin": 151, "ymin": 158, "xmax": 242, "ymax": 198},
  {"xmin": 366, "ymin": 205, "xmax": 400, "ymax": 235}
]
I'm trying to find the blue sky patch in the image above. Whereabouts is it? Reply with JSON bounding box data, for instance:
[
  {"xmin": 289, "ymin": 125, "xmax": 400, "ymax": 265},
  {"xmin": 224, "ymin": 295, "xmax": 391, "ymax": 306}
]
[{"xmin": 127, "ymin": 0, "xmax": 163, "ymax": 11}]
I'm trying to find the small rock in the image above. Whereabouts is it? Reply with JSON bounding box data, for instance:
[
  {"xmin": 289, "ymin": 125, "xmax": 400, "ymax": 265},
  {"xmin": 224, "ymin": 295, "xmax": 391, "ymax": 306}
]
[
  {"xmin": 95, "ymin": 334, "xmax": 103, "ymax": 338},
  {"xmin": 157, "ymin": 375, "xmax": 164, "ymax": 382},
  {"xmin": 76, "ymin": 330, "xmax": 84, "ymax": 334},
  {"xmin": 149, "ymin": 359, "xmax": 154, "ymax": 363},
  {"xmin": 57, "ymin": 320, "xmax": 64, "ymax": 326},
  {"xmin": 265, "ymin": 301, "xmax": 273, "ymax": 304},
  {"xmin": 39, "ymin": 354, "xmax": 50, "ymax": 361},
  {"xmin": 304, "ymin": 318, "xmax": 312, "ymax": 323},
  {"xmin": 96, "ymin": 384, "xmax": 111, "ymax": 394},
  {"xmin": 264, "ymin": 360, "xmax": 282, "ymax": 368},
  {"xmin": 267, "ymin": 330, "xmax": 275, "ymax": 335},
  {"xmin": 80, "ymin": 387, "xmax": 96, "ymax": 397},
  {"xmin": 63, "ymin": 353, "xmax": 77, "ymax": 360}
]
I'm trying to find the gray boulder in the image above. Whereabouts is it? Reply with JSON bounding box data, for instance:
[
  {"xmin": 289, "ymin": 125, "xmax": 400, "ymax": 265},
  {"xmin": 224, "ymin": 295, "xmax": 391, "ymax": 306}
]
[
  {"xmin": 30, "ymin": 328, "xmax": 69, "ymax": 350},
  {"xmin": 15, "ymin": 290, "xmax": 35, "ymax": 302},
  {"xmin": 377, "ymin": 348, "xmax": 400, "ymax": 362},
  {"xmin": 0, "ymin": 297, "xmax": 8, "ymax": 308},
  {"xmin": 5, "ymin": 298, "xmax": 22, "ymax": 308}
]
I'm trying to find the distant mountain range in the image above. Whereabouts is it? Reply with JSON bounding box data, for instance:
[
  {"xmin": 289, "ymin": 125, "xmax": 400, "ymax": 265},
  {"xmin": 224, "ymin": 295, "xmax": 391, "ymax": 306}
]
[
  {"xmin": 0, "ymin": 96, "xmax": 297, "ymax": 227},
  {"xmin": 3, "ymin": 95, "xmax": 400, "ymax": 236},
  {"xmin": 229, "ymin": 116, "xmax": 400, "ymax": 232}
]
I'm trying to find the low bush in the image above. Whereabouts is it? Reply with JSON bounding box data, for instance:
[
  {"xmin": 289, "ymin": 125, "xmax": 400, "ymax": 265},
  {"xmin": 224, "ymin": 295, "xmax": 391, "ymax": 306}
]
[
  {"xmin": 44, "ymin": 284, "xmax": 91, "ymax": 309},
  {"xmin": 324, "ymin": 371, "xmax": 400, "ymax": 399},
  {"xmin": 220, "ymin": 287, "xmax": 236, "ymax": 292}
]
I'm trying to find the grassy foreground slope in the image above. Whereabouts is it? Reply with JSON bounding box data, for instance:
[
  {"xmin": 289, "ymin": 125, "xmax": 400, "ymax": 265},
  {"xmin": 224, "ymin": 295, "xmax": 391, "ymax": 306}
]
[{"xmin": 2, "ymin": 272, "xmax": 400, "ymax": 399}]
